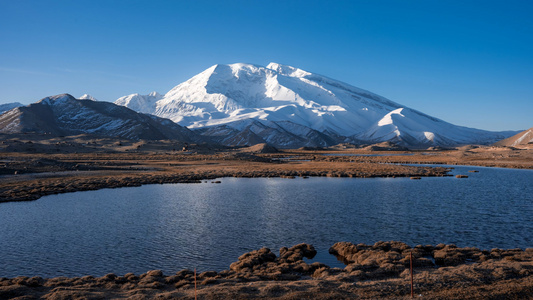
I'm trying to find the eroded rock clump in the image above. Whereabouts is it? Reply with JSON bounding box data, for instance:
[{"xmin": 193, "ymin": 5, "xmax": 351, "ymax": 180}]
[{"xmin": 229, "ymin": 243, "xmax": 325, "ymax": 281}]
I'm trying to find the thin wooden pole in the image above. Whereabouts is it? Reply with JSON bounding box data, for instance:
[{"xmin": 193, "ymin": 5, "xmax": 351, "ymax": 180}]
[
  {"xmin": 410, "ymin": 251, "xmax": 414, "ymax": 298},
  {"xmin": 194, "ymin": 268, "xmax": 197, "ymax": 300}
]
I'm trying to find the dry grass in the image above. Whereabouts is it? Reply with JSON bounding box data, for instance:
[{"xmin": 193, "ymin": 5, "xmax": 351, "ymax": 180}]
[{"xmin": 1, "ymin": 242, "xmax": 532, "ymax": 299}]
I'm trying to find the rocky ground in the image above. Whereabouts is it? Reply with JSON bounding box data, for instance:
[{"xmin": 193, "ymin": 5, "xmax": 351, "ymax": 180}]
[{"xmin": 1, "ymin": 242, "xmax": 532, "ymax": 299}]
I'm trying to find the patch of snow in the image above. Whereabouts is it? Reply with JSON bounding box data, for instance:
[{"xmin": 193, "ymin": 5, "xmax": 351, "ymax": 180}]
[
  {"xmin": 423, "ymin": 131, "xmax": 435, "ymax": 141},
  {"xmin": 513, "ymin": 129, "xmax": 533, "ymax": 146},
  {"xmin": 378, "ymin": 108, "xmax": 405, "ymax": 126}
]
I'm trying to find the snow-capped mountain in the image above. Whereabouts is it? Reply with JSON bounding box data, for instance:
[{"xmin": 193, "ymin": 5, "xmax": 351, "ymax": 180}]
[
  {"xmin": 115, "ymin": 63, "xmax": 515, "ymax": 148},
  {"xmin": 0, "ymin": 102, "xmax": 23, "ymax": 114},
  {"xmin": 0, "ymin": 94, "xmax": 205, "ymax": 142},
  {"xmin": 115, "ymin": 92, "xmax": 163, "ymax": 114}
]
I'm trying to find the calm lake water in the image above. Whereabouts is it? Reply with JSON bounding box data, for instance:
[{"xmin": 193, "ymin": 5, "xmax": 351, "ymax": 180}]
[
  {"xmin": 1, "ymin": 165, "xmax": 532, "ymax": 278},
  {"xmin": 323, "ymin": 153, "xmax": 414, "ymax": 156}
]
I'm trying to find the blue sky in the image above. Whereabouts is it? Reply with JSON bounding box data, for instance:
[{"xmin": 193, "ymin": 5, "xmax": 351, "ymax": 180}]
[{"xmin": 0, "ymin": 0, "xmax": 531, "ymax": 131}]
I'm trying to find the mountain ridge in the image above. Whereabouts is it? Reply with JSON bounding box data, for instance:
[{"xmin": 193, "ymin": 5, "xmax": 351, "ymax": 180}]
[
  {"xmin": 0, "ymin": 94, "xmax": 206, "ymax": 143},
  {"xmin": 0, "ymin": 102, "xmax": 23, "ymax": 114}
]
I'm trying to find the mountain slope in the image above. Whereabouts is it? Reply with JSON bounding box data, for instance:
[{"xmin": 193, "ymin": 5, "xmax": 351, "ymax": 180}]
[
  {"xmin": 194, "ymin": 119, "xmax": 338, "ymax": 148},
  {"xmin": 0, "ymin": 94, "xmax": 206, "ymax": 142},
  {"xmin": 115, "ymin": 63, "xmax": 515, "ymax": 148},
  {"xmin": 493, "ymin": 127, "xmax": 533, "ymax": 147},
  {"xmin": 358, "ymin": 107, "xmax": 512, "ymax": 146}
]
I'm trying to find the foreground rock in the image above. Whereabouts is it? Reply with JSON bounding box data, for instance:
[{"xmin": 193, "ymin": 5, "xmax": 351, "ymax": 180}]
[{"xmin": 2, "ymin": 242, "xmax": 533, "ymax": 299}]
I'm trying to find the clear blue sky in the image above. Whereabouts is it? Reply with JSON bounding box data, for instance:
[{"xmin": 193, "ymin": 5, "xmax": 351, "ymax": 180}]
[{"xmin": 1, "ymin": 0, "xmax": 531, "ymax": 131}]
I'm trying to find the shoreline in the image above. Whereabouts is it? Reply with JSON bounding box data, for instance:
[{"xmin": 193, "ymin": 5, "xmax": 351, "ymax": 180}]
[
  {"xmin": 1, "ymin": 147, "xmax": 532, "ymax": 204},
  {"xmin": 1, "ymin": 152, "xmax": 453, "ymax": 203},
  {"xmin": 2, "ymin": 241, "xmax": 532, "ymax": 299}
]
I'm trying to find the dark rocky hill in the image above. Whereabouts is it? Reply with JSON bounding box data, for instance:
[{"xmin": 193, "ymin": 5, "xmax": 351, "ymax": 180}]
[{"xmin": 0, "ymin": 94, "xmax": 206, "ymax": 143}]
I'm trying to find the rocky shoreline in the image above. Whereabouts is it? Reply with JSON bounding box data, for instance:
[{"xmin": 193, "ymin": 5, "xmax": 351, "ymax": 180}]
[{"xmin": 2, "ymin": 241, "xmax": 532, "ymax": 299}]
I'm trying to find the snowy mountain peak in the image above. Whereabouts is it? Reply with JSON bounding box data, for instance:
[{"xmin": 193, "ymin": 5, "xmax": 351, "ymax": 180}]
[
  {"xmin": 115, "ymin": 63, "xmax": 515, "ymax": 148},
  {"xmin": 148, "ymin": 91, "xmax": 162, "ymax": 98},
  {"xmin": 266, "ymin": 62, "xmax": 311, "ymax": 78},
  {"xmin": 38, "ymin": 94, "xmax": 76, "ymax": 105},
  {"xmin": 80, "ymin": 94, "xmax": 98, "ymax": 101},
  {"xmin": 138, "ymin": 62, "xmax": 405, "ymax": 135},
  {"xmin": 115, "ymin": 92, "xmax": 163, "ymax": 114}
]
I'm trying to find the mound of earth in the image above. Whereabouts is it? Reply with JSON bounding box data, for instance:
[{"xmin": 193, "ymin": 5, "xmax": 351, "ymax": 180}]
[
  {"xmin": 328, "ymin": 143, "xmax": 361, "ymax": 150},
  {"xmin": 240, "ymin": 143, "xmax": 279, "ymax": 153},
  {"xmin": 493, "ymin": 126, "xmax": 533, "ymax": 148},
  {"xmin": 426, "ymin": 146, "xmax": 455, "ymax": 151},
  {"xmin": 456, "ymin": 145, "xmax": 480, "ymax": 152},
  {"xmin": 362, "ymin": 141, "xmax": 408, "ymax": 151}
]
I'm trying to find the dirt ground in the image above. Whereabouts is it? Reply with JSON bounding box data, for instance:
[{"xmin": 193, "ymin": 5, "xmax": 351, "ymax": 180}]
[{"xmin": 1, "ymin": 135, "xmax": 532, "ymax": 299}]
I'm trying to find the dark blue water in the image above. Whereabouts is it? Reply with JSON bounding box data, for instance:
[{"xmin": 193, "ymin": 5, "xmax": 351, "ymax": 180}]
[
  {"xmin": 323, "ymin": 153, "xmax": 414, "ymax": 156},
  {"xmin": 0, "ymin": 165, "xmax": 532, "ymax": 278}
]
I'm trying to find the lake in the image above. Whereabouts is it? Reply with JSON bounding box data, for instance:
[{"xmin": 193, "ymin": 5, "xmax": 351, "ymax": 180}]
[
  {"xmin": 323, "ymin": 153, "xmax": 414, "ymax": 156},
  {"xmin": 0, "ymin": 165, "xmax": 532, "ymax": 278}
]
